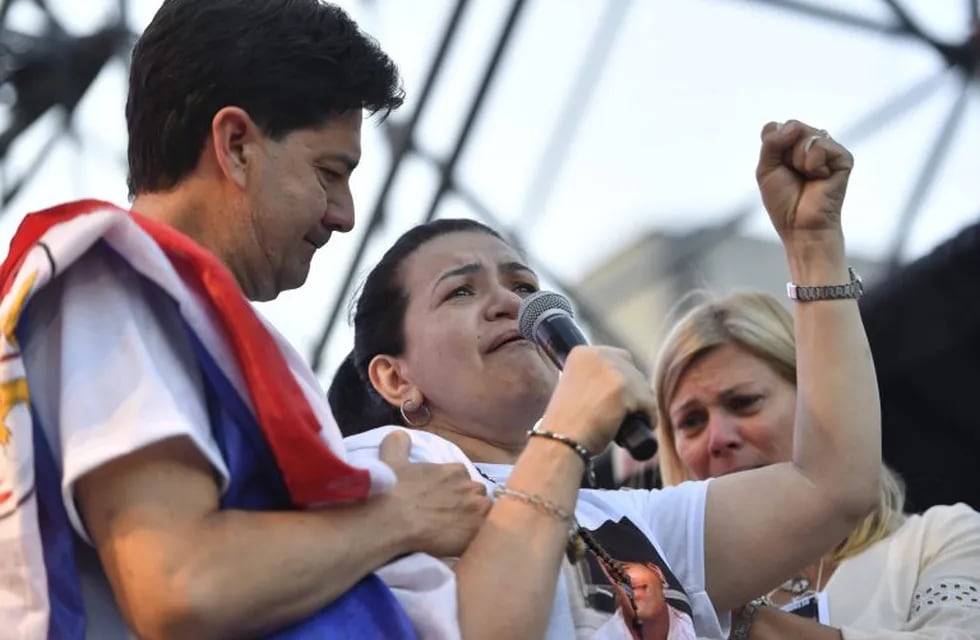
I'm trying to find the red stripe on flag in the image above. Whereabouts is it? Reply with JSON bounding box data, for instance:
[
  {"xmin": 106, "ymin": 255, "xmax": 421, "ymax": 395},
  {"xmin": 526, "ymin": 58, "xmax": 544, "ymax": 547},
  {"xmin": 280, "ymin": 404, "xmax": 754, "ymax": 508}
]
[{"xmin": 0, "ymin": 200, "xmax": 371, "ymax": 506}]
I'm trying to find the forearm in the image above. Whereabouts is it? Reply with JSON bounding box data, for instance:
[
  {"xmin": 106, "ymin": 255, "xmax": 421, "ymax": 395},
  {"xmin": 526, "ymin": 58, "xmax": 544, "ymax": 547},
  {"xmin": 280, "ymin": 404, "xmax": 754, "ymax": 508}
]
[
  {"xmin": 785, "ymin": 234, "xmax": 881, "ymax": 516},
  {"xmin": 453, "ymin": 437, "xmax": 584, "ymax": 640},
  {"xmin": 748, "ymin": 605, "xmax": 842, "ymax": 640},
  {"xmin": 702, "ymin": 237, "xmax": 883, "ymax": 610},
  {"xmin": 107, "ymin": 498, "xmax": 415, "ymax": 640}
]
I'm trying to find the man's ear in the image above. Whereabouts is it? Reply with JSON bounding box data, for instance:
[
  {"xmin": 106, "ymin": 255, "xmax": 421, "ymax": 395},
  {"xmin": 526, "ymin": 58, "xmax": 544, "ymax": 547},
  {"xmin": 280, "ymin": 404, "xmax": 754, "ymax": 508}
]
[
  {"xmin": 368, "ymin": 354, "xmax": 416, "ymax": 407},
  {"xmin": 209, "ymin": 106, "xmax": 261, "ymax": 189}
]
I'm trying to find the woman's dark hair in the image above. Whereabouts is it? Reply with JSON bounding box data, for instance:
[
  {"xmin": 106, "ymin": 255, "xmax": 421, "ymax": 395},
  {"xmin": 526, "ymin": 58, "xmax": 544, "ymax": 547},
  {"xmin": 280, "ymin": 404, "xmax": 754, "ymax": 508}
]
[
  {"xmin": 328, "ymin": 219, "xmax": 504, "ymax": 436},
  {"xmin": 126, "ymin": 0, "xmax": 403, "ymax": 196}
]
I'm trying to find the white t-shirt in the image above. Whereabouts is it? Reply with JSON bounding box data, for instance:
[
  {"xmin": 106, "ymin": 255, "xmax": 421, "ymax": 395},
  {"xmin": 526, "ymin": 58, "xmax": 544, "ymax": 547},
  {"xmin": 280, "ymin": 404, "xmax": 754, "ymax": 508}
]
[{"xmin": 346, "ymin": 426, "xmax": 729, "ymax": 640}]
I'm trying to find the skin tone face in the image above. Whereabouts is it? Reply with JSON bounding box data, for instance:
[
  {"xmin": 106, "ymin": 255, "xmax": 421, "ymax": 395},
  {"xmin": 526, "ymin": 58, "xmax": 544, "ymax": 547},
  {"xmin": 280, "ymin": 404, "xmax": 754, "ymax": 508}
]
[
  {"xmin": 668, "ymin": 343, "xmax": 797, "ymax": 480},
  {"xmin": 240, "ymin": 109, "xmax": 362, "ymax": 299},
  {"xmin": 371, "ymin": 231, "xmax": 560, "ymax": 462},
  {"xmin": 131, "ymin": 107, "xmax": 363, "ymax": 301}
]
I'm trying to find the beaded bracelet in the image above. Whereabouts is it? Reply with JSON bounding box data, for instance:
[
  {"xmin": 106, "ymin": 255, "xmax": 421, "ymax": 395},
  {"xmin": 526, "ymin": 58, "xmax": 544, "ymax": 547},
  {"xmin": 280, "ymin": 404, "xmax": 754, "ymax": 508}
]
[
  {"xmin": 527, "ymin": 428, "xmax": 596, "ymax": 487},
  {"xmin": 729, "ymin": 598, "xmax": 767, "ymax": 640}
]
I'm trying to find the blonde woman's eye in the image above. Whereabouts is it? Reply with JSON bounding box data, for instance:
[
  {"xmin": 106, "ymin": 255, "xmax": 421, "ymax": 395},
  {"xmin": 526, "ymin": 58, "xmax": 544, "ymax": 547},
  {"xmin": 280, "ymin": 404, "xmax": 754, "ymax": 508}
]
[
  {"xmin": 730, "ymin": 395, "xmax": 762, "ymax": 411},
  {"xmin": 677, "ymin": 413, "xmax": 706, "ymax": 431}
]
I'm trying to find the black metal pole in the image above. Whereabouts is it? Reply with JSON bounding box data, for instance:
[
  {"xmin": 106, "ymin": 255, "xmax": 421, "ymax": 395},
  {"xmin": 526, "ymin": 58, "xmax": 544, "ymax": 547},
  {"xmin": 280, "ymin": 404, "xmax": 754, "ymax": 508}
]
[
  {"xmin": 517, "ymin": 0, "xmax": 632, "ymax": 230},
  {"xmin": 309, "ymin": 0, "xmax": 470, "ymax": 371},
  {"xmin": 740, "ymin": 0, "xmax": 908, "ymax": 37},
  {"xmin": 886, "ymin": 76, "xmax": 970, "ymax": 270},
  {"xmin": 421, "ymin": 0, "xmax": 529, "ymax": 224},
  {"xmin": 2, "ymin": 113, "xmax": 65, "ymax": 206}
]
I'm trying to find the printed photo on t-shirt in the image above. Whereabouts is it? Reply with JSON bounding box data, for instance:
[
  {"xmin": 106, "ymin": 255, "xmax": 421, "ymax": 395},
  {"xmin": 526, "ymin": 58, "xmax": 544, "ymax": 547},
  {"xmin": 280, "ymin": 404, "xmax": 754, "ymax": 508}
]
[{"xmin": 564, "ymin": 516, "xmax": 698, "ymax": 640}]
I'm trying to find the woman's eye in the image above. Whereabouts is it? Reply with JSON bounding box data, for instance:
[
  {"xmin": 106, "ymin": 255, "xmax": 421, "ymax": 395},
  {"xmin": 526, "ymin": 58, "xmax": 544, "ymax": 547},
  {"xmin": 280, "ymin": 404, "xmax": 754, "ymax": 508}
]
[
  {"xmin": 729, "ymin": 395, "xmax": 762, "ymax": 411},
  {"xmin": 513, "ymin": 282, "xmax": 538, "ymax": 295},
  {"xmin": 676, "ymin": 412, "xmax": 706, "ymax": 431},
  {"xmin": 446, "ymin": 285, "xmax": 473, "ymax": 299}
]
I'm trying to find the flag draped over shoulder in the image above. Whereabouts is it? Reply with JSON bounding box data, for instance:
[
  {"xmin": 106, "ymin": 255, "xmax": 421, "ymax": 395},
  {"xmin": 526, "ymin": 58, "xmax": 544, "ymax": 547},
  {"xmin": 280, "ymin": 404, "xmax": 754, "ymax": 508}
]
[{"xmin": 0, "ymin": 200, "xmax": 412, "ymax": 639}]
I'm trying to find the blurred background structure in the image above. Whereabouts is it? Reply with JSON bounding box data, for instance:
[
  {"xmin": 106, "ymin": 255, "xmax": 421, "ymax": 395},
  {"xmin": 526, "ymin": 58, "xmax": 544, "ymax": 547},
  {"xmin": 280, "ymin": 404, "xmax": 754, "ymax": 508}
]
[{"xmin": 2, "ymin": 0, "xmax": 978, "ymax": 506}]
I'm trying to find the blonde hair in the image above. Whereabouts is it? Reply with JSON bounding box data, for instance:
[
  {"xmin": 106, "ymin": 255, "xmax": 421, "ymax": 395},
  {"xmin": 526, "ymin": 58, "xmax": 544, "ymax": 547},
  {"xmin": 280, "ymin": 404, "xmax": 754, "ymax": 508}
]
[{"xmin": 653, "ymin": 291, "xmax": 905, "ymax": 563}]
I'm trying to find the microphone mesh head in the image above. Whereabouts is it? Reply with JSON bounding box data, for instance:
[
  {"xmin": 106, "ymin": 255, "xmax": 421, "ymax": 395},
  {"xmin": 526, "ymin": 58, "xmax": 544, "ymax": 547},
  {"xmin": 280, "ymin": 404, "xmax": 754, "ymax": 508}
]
[{"xmin": 518, "ymin": 291, "xmax": 574, "ymax": 341}]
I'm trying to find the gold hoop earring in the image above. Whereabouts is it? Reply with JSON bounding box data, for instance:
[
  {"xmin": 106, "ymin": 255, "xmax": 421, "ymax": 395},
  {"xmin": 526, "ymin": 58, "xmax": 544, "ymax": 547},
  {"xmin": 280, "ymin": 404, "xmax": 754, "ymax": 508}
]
[{"xmin": 400, "ymin": 399, "xmax": 431, "ymax": 428}]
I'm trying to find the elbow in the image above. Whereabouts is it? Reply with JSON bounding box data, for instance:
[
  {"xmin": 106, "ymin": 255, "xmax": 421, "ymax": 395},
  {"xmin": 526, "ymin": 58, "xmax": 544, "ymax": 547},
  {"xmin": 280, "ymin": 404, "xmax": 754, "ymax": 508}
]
[
  {"xmin": 832, "ymin": 473, "xmax": 881, "ymax": 525},
  {"xmin": 124, "ymin": 571, "xmax": 225, "ymax": 640},
  {"xmin": 128, "ymin": 608, "xmax": 202, "ymax": 640}
]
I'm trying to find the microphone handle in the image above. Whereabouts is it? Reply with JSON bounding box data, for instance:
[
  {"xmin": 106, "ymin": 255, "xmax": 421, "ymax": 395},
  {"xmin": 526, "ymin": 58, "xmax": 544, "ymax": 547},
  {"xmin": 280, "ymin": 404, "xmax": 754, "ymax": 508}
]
[
  {"xmin": 615, "ymin": 412, "xmax": 658, "ymax": 461},
  {"xmin": 531, "ymin": 314, "xmax": 658, "ymax": 461}
]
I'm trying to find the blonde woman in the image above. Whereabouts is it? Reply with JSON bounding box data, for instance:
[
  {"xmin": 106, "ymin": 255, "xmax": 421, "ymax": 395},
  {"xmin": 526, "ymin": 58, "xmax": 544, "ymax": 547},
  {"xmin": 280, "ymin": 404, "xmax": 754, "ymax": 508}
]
[{"xmin": 653, "ymin": 291, "xmax": 980, "ymax": 639}]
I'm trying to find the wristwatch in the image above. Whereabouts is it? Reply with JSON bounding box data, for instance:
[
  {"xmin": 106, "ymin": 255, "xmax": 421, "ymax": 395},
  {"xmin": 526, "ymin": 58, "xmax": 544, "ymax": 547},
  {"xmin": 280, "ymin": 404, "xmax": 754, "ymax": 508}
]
[{"xmin": 786, "ymin": 266, "xmax": 864, "ymax": 302}]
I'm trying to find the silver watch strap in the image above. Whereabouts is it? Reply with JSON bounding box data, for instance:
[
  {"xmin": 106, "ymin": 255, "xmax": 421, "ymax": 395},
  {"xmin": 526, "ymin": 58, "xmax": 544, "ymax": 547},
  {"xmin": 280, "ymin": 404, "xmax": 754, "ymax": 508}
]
[{"xmin": 787, "ymin": 266, "xmax": 864, "ymax": 301}]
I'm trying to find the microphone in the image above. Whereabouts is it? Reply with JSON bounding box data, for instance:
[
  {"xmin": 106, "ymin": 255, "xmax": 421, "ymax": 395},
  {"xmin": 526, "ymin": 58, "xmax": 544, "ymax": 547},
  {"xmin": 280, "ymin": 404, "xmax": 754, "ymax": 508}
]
[{"xmin": 518, "ymin": 290, "xmax": 658, "ymax": 461}]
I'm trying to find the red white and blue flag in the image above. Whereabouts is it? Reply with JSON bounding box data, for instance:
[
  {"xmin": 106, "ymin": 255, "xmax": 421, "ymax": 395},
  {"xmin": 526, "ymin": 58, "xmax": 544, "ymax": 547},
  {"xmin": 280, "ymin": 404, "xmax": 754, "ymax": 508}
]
[{"xmin": 0, "ymin": 200, "xmax": 412, "ymax": 639}]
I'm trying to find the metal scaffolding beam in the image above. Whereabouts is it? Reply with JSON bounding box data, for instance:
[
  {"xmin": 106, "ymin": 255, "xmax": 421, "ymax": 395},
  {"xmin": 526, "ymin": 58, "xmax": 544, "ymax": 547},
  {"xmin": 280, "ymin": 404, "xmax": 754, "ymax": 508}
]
[{"xmin": 308, "ymin": 0, "xmax": 471, "ymax": 372}]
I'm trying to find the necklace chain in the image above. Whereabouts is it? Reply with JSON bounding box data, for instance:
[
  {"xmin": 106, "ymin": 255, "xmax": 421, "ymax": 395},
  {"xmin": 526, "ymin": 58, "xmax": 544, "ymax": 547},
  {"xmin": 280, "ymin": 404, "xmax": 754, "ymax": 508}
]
[{"xmin": 766, "ymin": 557, "xmax": 826, "ymax": 602}]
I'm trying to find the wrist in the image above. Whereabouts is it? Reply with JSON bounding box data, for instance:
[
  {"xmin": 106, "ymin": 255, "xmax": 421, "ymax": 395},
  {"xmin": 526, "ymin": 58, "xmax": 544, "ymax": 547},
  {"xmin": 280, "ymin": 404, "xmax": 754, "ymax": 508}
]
[
  {"xmin": 782, "ymin": 228, "xmax": 844, "ymax": 258},
  {"xmin": 745, "ymin": 603, "xmax": 844, "ymax": 640},
  {"xmin": 730, "ymin": 598, "xmax": 767, "ymax": 640},
  {"xmin": 509, "ymin": 435, "xmax": 586, "ymax": 512},
  {"xmin": 782, "ymin": 232, "xmax": 848, "ymax": 284},
  {"xmin": 525, "ymin": 428, "xmax": 587, "ymax": 470},
  {"xmin": 537, "ymin": 414, "xmax": 607, "ymax": 455},
  {"xmin": 360, "ymin": 494, "xmax": 423, "ymax": 559},
  {"xmin": 527, "ymin": 426, "xmax": 595, "ymax": 486}
]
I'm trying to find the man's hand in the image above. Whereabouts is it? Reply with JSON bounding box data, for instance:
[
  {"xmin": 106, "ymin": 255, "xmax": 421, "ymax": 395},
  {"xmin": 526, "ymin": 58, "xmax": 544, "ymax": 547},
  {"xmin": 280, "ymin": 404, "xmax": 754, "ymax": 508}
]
[
  {"xmin": 378, "ymin": 430, "xmax": 491, "ymax": 558},
  {"xmin": 74, "ymin": 434, "xmax": 487, "ymax": 639}
]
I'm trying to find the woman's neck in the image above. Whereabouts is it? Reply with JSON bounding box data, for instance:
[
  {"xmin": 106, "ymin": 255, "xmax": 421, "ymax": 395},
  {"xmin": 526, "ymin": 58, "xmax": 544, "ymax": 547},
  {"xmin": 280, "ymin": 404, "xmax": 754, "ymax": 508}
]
[
  {"xmin": 765, "ymin": 554, "xmax": 839, "ymax": 606},
  {"xmin": 420, "ymin": 422, "xmax": 526, "ymax": 464}
]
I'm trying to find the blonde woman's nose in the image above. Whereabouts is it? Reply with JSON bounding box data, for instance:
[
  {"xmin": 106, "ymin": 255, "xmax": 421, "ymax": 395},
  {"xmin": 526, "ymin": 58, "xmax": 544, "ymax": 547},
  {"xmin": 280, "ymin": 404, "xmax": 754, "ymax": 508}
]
[{"xmin": 707, "ymin": 415, "xmax": 742, "ymax": 457}]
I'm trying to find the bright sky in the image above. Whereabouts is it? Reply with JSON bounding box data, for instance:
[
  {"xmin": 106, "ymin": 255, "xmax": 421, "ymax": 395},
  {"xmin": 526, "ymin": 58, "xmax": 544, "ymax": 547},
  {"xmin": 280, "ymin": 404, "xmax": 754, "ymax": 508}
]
[{"xmin": 2, "ymin": 0, "xmax": 978, "ymax": 383}]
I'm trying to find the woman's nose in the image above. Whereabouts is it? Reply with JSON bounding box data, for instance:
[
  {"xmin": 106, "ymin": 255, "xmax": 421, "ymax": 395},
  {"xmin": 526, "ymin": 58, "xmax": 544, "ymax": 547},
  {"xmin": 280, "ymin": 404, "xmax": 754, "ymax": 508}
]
[
  {"xmin": 707, "ymin": 415, "xmax": 743, "ymax": 457},
  {"xmin": 486, "ymin": 284, "xmax": 522, "ymax": 319}
]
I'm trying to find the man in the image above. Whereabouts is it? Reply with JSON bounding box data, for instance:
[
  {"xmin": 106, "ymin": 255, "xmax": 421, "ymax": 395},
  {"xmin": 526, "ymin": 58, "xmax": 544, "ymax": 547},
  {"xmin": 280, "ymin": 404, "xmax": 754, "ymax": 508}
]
[{"xmin": 0, "ymin": 1, "xmax": 488, "ymax": 638}]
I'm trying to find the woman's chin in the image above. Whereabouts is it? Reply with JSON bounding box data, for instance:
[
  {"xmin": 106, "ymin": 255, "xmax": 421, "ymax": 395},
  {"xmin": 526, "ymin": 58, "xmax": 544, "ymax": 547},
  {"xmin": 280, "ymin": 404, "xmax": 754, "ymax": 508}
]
[{"xmin": 718, "ymin": 462, "xmax": 771, "ymax": 477}]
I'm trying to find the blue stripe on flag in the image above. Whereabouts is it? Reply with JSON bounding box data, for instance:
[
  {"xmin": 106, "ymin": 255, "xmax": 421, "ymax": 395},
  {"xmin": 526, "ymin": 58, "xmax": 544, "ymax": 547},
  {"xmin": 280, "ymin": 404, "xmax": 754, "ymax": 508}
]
[
  {"xmin": 184, "ymin": 327, "xmax": 419, "ymax": 639},
  {"xmin": 32, "ymin": 408, "xmax": 86, "ymax": 640}
]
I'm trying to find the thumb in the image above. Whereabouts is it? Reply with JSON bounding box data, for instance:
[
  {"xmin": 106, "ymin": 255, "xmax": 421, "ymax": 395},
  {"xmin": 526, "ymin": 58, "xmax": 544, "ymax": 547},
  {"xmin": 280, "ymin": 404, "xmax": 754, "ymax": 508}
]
[{"xmin": 379, "ymin": 429, "xmax": 412, "ymax": 469}]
